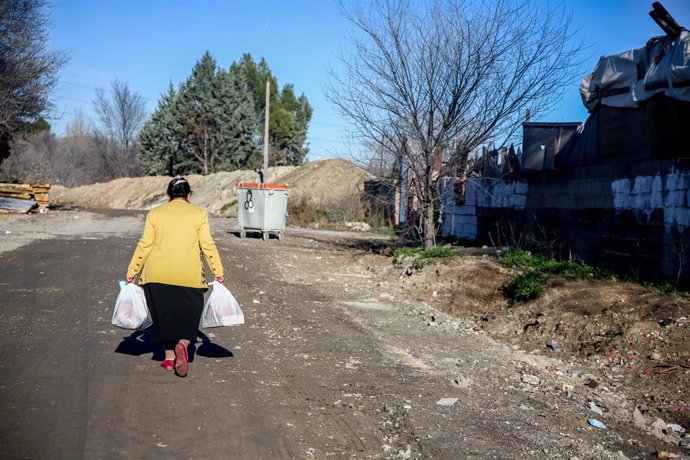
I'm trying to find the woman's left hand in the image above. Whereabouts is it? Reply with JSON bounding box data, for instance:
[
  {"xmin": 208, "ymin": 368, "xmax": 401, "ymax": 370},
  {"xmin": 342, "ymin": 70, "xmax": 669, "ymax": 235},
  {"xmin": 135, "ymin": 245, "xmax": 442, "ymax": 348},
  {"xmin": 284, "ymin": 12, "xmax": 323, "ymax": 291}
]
[
  {"xmin": 126, "ymin": 275, "xmax": 135, "ymax": 283},
  {"xmin": 215, "ymin": 276, "xmax": 224, "ymax": 283}
]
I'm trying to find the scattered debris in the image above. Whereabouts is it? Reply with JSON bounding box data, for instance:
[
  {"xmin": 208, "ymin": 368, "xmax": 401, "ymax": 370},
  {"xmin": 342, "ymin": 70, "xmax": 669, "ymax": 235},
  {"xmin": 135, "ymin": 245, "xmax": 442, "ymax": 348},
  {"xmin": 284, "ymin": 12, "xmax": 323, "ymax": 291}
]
[
  {"xmin": 584, "ymin": 378, "xmax": 599, "ymax": 389},
  {"xmin": 567, "ymin": 367, "xmax": 587, "ymax": 378},
  {"xmin": 436, "ymin": 397, "xmax": 459, "ymax": 406},
  {"xmin": 450, "ymin": 374, "xmax": 471, "ymax": 389},
  {"xmin": 651, "ymin": 418, "xmax": 683, "ymax": 444},
  {"xmin": 396, "ymin": 445, "xmax": 412, "ymax": 459},
  {"xmin": 633, "ymin": 407, "xmax": 648, "ymax": 429},
  {"xmin": 548, "ymin": 340, "xmax": 561, "ymax": 352},
  {"xmin": 521, "ymin": 374, "xmax": 540, "ymax": 386},
  {"xmin": 656, "ymin": 451, "xmax": 684, "ymax": 459},
  {"xmin": 587, "ymin": 418, "xmax": 607, "ymax": 430},
  {"xmin": 589, "ymin": 401, "xmax": 604, "ymax": 416},
  {"xmin": 345, "ymin": 221, "xmax": 371, "ymax": 232},
  {"xmin": 669, "ymin": 424, "xmax": 685, "ymax": 434},
  {"xmin": 667, "ymin": 406, "xmax": 690, "ymax": 412}
]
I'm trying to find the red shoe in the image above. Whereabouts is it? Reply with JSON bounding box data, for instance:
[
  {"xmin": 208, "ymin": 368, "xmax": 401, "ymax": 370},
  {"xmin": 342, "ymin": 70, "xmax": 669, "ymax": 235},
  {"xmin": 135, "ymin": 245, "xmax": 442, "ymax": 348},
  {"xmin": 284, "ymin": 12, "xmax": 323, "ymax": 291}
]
[
  {"xmin": 160, "ymin": 359, "xmax": 174, "ymax": 371},
  {"xmin": 174, "ymin": 342, "xmax": 188, "ymax": 377}
]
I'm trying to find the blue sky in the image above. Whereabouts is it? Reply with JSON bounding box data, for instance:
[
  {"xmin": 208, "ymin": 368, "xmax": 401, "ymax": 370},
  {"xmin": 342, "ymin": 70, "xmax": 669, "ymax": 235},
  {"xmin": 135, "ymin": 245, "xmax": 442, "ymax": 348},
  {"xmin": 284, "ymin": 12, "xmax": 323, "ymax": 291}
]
[{"xmin": 47, "ymin": 0, "xmax": 690, "ymax": 161}]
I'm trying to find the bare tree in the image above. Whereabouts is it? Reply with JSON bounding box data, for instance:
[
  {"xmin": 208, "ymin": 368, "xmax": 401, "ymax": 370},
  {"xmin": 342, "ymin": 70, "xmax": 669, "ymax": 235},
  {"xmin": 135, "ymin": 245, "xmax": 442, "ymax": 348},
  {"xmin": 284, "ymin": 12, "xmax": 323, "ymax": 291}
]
[
  {"xmin": 329, "ymin": 0, "xmax": 583, "ymax": 248},
  {"xmin": 51, "ymin": 134, "xmax": 106, "ymax": 187},
  {"xmin": 0, "ymin": 128, "xmax": 106, "ymax": 187},
  {"xmin": 93, "ymin": 78, "xmax": 147, "ymax": 178},
  {"xmin": 0, "ymin": 0, "xmax": 66, "ymax": 163},
  {"xmin": 0, "ymin": 131, "xmax": 53, "ymax": 183},
  {"xmin": 65, "ymin": 109, "xmax": 91, "ymax": 138}
]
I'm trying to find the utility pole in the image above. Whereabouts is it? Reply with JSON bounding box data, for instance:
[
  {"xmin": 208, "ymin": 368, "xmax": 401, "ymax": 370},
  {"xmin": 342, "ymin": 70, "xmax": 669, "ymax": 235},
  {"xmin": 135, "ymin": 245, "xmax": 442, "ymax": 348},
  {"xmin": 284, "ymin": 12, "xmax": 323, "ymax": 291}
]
[{"xmin": 262, "ymin": 80, "xmax": 270, "ymax": 184}]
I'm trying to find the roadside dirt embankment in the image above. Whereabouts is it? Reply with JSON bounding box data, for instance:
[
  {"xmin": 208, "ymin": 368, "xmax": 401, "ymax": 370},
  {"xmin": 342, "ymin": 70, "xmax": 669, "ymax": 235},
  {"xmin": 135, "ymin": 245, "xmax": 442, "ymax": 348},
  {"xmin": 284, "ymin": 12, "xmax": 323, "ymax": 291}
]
[{"xmin": 51, "ymin": 159, "xmax": 373, "ymax": 215}]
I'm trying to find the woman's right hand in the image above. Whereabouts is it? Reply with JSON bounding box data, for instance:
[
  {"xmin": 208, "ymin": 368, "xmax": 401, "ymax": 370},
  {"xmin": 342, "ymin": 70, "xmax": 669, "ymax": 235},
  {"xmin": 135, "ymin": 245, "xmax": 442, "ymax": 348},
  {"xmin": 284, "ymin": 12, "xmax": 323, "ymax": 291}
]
[{"xmin": 215, "ymin": 276, "xmax": 224, "ymax": 283}]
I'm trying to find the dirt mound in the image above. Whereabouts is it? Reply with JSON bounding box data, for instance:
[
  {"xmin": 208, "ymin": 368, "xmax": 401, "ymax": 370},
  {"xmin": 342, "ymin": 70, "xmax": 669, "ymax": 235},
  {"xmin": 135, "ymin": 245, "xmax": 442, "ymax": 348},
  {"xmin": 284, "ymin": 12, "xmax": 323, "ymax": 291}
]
[
  {"xmin": 390, "ymin": 253, "xmax": 690, "ymax": 428},
  {"xmin": 52, "ymin": 160, "xmax": 372, "ymax": 215},
  {"xmin": 279, "ymin": 159, "xmax": 374, "ymax": 209}
]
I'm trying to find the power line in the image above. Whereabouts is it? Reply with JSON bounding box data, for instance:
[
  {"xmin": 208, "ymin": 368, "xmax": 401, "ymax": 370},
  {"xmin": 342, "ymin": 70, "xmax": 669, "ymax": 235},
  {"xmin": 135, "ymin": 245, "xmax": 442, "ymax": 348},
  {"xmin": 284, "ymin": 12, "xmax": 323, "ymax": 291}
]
[
  {"xmin": 58, "ymin": 81, "xmax": 351, "ymax": 131},
  {"xmin": 58, "ymin": 80, "xmax": 159, "ymax": 102},
  {"xmin": 310, "ymin": 120, "xmax": 344, "ymax": 128},
  {"xmin": 308, "ymin": 136, "xmax": 347, "ymax": 143},
  {"xmin": 55, "ymin": 95, "xmax": 92, "ymax": 105}
]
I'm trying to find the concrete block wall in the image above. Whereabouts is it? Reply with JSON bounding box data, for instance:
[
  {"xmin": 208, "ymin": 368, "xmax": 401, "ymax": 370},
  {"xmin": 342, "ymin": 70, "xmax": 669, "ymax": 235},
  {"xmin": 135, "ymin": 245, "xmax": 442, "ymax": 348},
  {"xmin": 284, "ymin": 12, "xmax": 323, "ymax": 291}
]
[
  {"xmin": 440, "ymin": 162, "xmax": 690, "ymax": 283},
  {"xmin": 441, "ymin": 179, "xmax": 528, "ymax": 240}
]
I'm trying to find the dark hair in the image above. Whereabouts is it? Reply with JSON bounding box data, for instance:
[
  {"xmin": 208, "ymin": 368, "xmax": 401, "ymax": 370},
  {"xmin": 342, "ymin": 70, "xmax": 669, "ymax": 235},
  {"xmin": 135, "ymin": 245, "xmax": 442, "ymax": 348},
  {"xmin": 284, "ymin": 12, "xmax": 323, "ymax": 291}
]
[{"xmin": 167, "ymin": 176, "xmax": 191, "ymax": 199}]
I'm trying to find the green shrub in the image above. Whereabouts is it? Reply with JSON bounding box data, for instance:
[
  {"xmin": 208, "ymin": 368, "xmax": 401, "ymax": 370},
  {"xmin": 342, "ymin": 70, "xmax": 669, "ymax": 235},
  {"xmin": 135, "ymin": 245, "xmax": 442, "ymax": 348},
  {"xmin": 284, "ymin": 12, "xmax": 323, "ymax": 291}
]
[
  {"xmin": 500, "ymin": 249, "xmax": 615, "ymax": 280},
  {"xmin": 650, "ymin": 281, "xmax": 681, "ymax": 295},
  {"xmin": 502, "ymin": 271, "xmax": 547, "ymax": 305},
  {"xmin": 423, "ymin": 247, "xmax": 454, "ymax": 258},
  {"xmin": 220, "ymin": 199, "xmax": 238, "ymax": 212},
  {"xmin": 393, "ymin": 246, "xmax": 453, "ymax": 260},
  {"xmin": 500, "ymin": 249, "xmax": 538, "ymax": 268},
  {"xmin": 317, "ymin": 208, "xmax": 344, "ymax": 223},
  {"xmin": 410, "ymin": 258, "xmax": 428, "ymax": 270},
  {"xmin": 393, "ymin": 246, "xmax": 425, "ymax": 258}
]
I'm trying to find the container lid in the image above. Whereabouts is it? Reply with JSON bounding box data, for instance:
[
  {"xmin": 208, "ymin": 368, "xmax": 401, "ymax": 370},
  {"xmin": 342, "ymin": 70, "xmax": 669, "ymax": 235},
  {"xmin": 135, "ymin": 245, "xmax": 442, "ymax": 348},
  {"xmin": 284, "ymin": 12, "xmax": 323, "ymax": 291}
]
[{"xmin": 236, "ymin": 182, "xmax": 289, "ymax": 190}]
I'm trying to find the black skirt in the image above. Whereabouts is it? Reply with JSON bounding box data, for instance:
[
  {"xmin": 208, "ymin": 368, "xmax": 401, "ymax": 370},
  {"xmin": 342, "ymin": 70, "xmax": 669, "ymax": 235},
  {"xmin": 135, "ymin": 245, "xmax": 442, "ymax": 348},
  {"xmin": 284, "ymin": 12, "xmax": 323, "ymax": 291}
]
[{"xmin": 143, "ymin": 283, "xmax": 205, "ymax": 343}]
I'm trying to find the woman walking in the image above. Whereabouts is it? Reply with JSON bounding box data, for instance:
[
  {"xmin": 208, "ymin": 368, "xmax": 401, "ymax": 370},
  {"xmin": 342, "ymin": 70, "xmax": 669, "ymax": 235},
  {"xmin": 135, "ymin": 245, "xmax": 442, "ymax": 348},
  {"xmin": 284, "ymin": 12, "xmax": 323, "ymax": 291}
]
[{"xmin": 126, "ymin": 177, "xmax": 224, "ymax": 377}]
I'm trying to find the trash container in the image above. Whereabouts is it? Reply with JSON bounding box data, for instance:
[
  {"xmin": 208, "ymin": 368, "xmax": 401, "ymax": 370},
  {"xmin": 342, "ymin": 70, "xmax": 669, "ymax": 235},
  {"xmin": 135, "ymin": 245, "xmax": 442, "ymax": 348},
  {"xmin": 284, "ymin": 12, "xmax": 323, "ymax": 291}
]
[{"xmin": 236, "ymin": 182, "xmax": 290, "ymax": 241}]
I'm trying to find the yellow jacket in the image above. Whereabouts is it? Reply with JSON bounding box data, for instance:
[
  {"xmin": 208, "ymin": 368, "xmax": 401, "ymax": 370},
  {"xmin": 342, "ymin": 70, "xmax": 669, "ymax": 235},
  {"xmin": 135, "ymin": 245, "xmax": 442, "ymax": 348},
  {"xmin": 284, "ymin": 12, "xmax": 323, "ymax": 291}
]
[{"xmin": 127, "ymin": 200, "xmax": 224, "ymax": 288}]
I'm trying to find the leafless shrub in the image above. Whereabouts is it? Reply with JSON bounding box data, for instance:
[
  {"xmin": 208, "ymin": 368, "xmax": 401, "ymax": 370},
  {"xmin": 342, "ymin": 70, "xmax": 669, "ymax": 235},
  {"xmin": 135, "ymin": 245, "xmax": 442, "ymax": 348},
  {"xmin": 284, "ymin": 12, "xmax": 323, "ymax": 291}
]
[
  {"xmin": 0, "ymin": 128, "xmax": 107, "ymax": 187},
  {"xmin": 287, "ymin": 196, "xmax": 319, "ymax": 227}
]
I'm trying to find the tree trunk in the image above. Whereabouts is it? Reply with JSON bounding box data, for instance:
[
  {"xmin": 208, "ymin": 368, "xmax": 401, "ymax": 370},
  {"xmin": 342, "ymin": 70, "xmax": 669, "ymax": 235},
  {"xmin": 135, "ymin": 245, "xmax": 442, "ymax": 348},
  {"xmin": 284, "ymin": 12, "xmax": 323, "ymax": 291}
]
[
  {"xmin": 423, "ymin": 200, "xmax": 435, "ymax": 250},
  {"xmin": 203, "ymin": 129, "xmax": 209, "ymax": 175}
]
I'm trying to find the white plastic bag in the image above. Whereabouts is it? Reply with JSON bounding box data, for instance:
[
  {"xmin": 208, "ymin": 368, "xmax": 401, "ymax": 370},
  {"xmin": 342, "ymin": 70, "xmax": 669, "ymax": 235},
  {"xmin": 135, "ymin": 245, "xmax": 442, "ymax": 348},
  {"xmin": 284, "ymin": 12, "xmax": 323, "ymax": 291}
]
[
  {"xmin": 200, "ymin": 281, "xmax": 245, "ymax": 328},
  {"xmin": 112, "ymin": 281, "xmax": 152, "ymax": 330}
]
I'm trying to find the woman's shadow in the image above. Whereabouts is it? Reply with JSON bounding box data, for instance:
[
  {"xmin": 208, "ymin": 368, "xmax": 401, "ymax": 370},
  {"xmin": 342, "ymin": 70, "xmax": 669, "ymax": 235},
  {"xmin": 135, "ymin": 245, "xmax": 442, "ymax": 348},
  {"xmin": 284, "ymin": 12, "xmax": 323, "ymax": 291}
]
[{"xmin": 115, "ymin": 327, "xmax": 234, "ymax": 362}]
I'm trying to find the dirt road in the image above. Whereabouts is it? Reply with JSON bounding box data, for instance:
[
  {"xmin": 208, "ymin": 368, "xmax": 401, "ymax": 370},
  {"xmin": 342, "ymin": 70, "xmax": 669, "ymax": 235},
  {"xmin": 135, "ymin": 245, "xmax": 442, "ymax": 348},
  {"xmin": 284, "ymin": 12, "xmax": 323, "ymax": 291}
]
[{"xmin": 0, "ymin": 211, "xmax": 672, "ymax": 459}]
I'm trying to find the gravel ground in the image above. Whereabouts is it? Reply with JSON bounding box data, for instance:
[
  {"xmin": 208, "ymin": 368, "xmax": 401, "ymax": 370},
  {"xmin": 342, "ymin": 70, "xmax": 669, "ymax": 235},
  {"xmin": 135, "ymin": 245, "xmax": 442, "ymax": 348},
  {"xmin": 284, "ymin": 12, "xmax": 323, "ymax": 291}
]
[{"xmin": 0, "ymin": 210, "xmax": 686, "ymax": 459}]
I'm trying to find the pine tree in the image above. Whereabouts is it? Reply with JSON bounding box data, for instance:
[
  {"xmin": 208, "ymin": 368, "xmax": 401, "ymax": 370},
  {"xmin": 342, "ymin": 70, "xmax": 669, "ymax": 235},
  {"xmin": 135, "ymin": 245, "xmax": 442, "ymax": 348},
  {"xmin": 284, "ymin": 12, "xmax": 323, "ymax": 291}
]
[
  {"xmin": 139, "ymin": 51, "xmax": 308, "ymax": 175},
  {"xmin": 176, "ymin": 51, "xmax": 218, "ymax": 175},
  {"xmin": 230, "ymin": 54, "xmax": 312, "ymax": 166},
  {"xmin": 212, "ymin": 69, "xmax": 260, "ymax": 170},
  {"xmin": 139, "ymin": 82, "xmax": 182, "ymax": 175}
]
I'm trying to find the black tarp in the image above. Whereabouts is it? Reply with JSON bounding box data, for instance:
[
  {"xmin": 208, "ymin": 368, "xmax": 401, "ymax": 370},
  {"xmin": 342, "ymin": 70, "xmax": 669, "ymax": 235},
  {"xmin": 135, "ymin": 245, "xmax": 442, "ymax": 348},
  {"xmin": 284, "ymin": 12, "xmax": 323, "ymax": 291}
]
[
  {"xmin": 554, "ymin": 112, "xmax": 600, "ymax": 169},
  {"xmin": 522, "ymin": 122, "xmax": 581, "ymax": 171}
]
